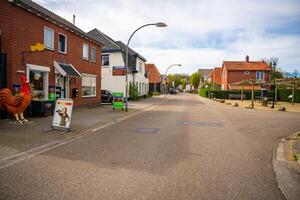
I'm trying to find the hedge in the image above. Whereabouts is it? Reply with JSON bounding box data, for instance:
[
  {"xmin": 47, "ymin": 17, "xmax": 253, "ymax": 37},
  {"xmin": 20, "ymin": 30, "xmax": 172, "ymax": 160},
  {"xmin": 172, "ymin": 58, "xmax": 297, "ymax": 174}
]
[
  {"xmin": 277, "ymin": 89, "xmax": 300, "ymax": 103},
  {"xmin": 199, "ymin": 88, "xmax": 300, "ymax": 103}
]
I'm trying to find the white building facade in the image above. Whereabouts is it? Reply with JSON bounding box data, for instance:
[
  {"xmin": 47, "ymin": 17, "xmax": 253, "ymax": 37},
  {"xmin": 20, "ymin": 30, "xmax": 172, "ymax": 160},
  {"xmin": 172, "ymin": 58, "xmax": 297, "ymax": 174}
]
[{"xmin": 88, "ymin": 29, "xmax": 149, "ymax": 97}]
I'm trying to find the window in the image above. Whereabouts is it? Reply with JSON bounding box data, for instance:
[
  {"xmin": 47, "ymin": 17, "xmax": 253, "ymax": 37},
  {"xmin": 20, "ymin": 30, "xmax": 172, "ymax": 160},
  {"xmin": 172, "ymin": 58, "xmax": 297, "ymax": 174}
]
[
  {"xmin": 91, "ymin": 47, "xmax": 96, "ymax": 62},
  {"xmin": 82, "ymin": 75, "xmax": 96, "ymax": 97},
  {"xmin": 102, "ymin": 54, "xmax": 109, "ymax": 66},
  {"xmin": 83, "ymin": 43, "xmax": 89, "ymax": 60},
  {"xmin": 44, "ymin": 27, "xmax": 54, "ymax": 50},
  {"xmin": 58, "ymin": 33, "xmax": 67, "ymax": 53},
  {"xmin": 244, "ymin": 71, "xmax": 250, "ymax": 75},
  {"xmin": 256, "ymin": 71, "xmax": 265, "ymax": 80},
  {"xmin": 139, "ymin": 62, "xmax": 142, "ymax": 72}
]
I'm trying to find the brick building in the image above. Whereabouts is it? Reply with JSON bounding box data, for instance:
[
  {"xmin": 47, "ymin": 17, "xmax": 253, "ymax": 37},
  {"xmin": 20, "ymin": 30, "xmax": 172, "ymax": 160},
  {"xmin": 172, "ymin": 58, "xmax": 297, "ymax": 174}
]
[
  {"xmin": 209, "ymin": 67, "xmax": 222, "ymax": 89},
  {"xmin": 221, "ymin": 56, "xmax": 271, "ymax": 90},
  {"xmin": 0, "ymin": 0, "xmax": 103, "ymax": 109},
  {"xmin": 145, "ymin": 63, "xmax": 161, "ymax": 93}
]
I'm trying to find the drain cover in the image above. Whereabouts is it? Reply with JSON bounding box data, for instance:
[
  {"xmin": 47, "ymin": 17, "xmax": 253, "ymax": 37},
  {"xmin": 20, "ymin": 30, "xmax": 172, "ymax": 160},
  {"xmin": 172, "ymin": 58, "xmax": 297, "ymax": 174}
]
[
  {"xmin": 134, "ymin": 128, "xmax": 160, "ymax": 134},
  {"xmin": 179, "ymin": 121, "xmax": 223, "ymax": 127}
]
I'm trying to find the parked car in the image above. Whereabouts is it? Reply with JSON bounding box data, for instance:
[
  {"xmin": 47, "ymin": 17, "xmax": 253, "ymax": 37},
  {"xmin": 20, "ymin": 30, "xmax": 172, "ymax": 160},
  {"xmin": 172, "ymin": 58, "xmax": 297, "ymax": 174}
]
[{"xmin": 101, "ymin": 90, "xmax": 113, "ymax": 104}]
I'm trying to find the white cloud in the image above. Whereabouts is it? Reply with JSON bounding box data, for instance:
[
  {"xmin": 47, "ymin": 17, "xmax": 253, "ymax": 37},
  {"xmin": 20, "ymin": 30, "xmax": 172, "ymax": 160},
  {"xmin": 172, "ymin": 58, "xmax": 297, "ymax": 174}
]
[{"xmin": 34, "ymin": 0, "xmax": 300, "ymax": 74}]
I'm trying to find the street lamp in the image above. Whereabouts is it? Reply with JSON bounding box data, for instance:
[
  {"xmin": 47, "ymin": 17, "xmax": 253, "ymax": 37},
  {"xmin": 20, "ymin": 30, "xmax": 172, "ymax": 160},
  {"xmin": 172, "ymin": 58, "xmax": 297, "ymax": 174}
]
[
  {"xmin": 271, "ymin": 61, "xmax": 276, "ymax": 109},
  {"xmin": 164, "ymin": 64, "xmax": 182, "ymax": 99},
  {"xmin": 125, "ymin": 22, "xmax": 167, "ymax": 111}
]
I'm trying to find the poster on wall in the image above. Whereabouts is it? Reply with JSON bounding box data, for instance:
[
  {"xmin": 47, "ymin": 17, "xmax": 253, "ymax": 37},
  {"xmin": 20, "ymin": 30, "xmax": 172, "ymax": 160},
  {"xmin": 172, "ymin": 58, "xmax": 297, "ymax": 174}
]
[{"xmin": 52, "ymin": 98, "xmax": 73, "ymax": 130}]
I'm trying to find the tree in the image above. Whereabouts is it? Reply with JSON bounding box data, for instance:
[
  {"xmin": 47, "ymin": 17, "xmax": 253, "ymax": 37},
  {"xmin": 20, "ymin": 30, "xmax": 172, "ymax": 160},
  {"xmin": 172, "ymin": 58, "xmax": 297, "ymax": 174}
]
[
  {"xmin": 190, "ymin": 72, "xmax": 201, "ymax": 89},
  {"xmin": 262, "ymin": 57, "xmax": 283, "ymax": 79}
]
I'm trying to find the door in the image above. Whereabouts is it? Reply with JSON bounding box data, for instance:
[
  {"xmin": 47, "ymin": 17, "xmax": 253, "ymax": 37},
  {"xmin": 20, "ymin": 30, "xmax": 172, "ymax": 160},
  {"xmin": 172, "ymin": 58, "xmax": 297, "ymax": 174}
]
[{"xmin": 57, "ymin": 76, "xmax": 69, "ymax": 98}]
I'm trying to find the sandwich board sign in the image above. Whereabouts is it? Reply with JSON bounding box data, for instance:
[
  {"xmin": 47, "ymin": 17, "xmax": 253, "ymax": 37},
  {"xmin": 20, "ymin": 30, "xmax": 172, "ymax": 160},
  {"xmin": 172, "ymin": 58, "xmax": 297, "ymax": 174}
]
[{"xmin": 52, "ymin": 98, "xmax": 73, "ymax": 131}]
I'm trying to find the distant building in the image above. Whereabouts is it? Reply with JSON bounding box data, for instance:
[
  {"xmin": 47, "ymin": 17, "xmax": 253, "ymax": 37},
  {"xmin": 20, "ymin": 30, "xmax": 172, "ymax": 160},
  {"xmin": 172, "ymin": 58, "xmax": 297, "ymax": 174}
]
[
  {"xmin": 145, "ymin": 63, "xmax": 161, "ymax": 93},
  {"xmin": 198, "ymin": 68, "xmax": 213, "ymax": 87},
  {"xmin": 209, "ymin": 67, "xmax": 222, "ymax": 89},
  {"xmin": 221, "ymin": 56, "xmax": 271, "ymax": 90}
]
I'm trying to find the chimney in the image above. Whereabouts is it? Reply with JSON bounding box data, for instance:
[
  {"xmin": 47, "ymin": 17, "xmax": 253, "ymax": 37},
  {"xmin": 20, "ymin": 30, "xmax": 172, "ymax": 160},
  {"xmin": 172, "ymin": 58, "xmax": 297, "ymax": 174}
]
[
  {"xmin": 245, "ymin": 55, "xmax": 249, "ymax": 62},
  {"xmin": 72, "ymin": 15, "xmax": 76, "ymax": 25}
]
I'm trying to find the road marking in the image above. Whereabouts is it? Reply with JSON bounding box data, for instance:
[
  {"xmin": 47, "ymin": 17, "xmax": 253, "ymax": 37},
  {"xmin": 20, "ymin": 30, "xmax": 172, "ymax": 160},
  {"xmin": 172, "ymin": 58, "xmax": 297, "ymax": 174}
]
[{"xmin": 0, "ymin": 100, "xmax": 165, "ymax": 170}]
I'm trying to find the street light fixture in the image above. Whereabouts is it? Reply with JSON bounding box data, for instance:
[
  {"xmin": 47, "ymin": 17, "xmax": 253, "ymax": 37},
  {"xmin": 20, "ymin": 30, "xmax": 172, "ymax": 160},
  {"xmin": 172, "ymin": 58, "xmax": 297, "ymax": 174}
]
[
  {"xmin": 164, "ymin": 64, "xmax": 182, "ymax": 99},
  {"xmin": 271, "ymin": 61, "xmax": 277, "ymax": 109},
  {"xmin": 125, "ymin": 22, "xmax": 167, "ymax": 111}
]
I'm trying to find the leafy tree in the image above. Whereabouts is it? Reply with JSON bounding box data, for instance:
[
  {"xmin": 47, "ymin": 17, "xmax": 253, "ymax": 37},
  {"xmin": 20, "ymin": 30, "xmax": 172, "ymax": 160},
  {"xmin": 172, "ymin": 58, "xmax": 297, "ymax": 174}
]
[{"xmin": 190, "ymin": 72, "xmax": 201, "ymax": 89}]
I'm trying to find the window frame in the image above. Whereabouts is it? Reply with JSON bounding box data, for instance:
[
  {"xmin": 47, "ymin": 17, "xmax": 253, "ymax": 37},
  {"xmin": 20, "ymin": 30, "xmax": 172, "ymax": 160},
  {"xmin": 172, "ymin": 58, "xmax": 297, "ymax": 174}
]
[
  {"xmin": 82, "ymin": 43, "xmax": 89, "ymax": 60},
  {"xmin": 81, "ymin": 74, "xmax": 97, "ymax": 97},
  {"xmin": 58, "ymin": 32, "xmax": 67, "ymax": 54},
  {"xmin": 244, "ymin": 71, "xmax": 250, "ymax": 75},
  {"xmin": 90, "ymin": 46, "xmax": 97, "ymax": 63},
  {"xmin": 44, "ymin": 26, "xmax": 54, "ymax": 50},
  {"xmin": 101, "ymin": 53, "xmax": 109, "ymax": 67},
  {"xmin": 256, "ymin": 71, "xmax": 265, "ymax": 80}
]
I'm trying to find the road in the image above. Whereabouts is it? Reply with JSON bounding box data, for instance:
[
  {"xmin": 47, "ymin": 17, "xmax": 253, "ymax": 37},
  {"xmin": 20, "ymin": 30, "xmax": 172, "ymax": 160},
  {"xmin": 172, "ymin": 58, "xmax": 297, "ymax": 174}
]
[{"xmin": 1, "ymin": 94, "xmax": 300, "ymax": 200}]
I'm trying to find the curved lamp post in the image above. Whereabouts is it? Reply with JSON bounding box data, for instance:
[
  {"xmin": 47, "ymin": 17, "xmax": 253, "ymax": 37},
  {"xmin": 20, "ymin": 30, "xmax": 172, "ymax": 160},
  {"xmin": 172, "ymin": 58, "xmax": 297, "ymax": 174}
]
[
  {"xmin": 125, "ymin": 22, "xmax": 167, "ymax": 111},
  {"xmin": 164, "ymin": 64, "xmax": 182, "ymax": 99}
]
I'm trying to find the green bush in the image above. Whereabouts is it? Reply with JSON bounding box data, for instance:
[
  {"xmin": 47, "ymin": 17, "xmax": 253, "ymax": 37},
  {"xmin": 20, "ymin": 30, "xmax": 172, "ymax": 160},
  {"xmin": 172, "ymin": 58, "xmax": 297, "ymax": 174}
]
[
  {"xmin": 278, "ymin": 89, "xmax": 300, "ymax": 103},
  {"xmin": 129, "ymin": 82, "xmax": 139, "ymax": 101},
  {"xmin": 199, "ymin": 88, "xmax": 211, "ymax": 97}
]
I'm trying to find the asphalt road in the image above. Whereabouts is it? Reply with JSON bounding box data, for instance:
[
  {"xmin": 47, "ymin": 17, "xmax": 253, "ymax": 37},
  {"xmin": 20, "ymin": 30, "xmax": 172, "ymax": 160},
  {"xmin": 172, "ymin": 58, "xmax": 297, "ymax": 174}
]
[{"xmin": 1, "ymin": 94, "xmax": 300, "ymax": 200}]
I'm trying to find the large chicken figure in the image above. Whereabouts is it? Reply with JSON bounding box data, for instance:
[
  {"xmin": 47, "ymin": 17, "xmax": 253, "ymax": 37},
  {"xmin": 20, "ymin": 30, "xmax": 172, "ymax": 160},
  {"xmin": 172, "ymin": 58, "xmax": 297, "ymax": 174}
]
[{"xmin": 0, "ymin": 75, "xmax": 31, "ymax": 123}]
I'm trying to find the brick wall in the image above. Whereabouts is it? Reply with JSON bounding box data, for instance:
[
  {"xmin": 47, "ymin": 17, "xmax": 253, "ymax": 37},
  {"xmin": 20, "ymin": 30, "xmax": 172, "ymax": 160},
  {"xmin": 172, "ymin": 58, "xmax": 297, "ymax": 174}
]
[{"xmin": 0, "ymin": 1, "xmax": 102, "ymax": 106}]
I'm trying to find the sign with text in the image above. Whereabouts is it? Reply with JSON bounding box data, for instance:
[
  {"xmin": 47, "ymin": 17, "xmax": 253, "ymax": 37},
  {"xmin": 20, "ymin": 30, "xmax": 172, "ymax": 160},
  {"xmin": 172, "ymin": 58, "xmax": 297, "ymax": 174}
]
[
  {"xmin": 52, "ymin": 98, "xmax": 73, "ymax": 130},
  {"xmin": 113, "ymin": 66, "xmax": 127, "ymax": 76}
]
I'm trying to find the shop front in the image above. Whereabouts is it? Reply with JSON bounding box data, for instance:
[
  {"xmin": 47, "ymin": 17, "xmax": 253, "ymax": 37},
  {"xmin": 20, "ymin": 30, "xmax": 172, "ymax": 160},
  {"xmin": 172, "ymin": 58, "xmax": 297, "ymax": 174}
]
[{"xmin": 26, "ymin": 61, "xmax": 81, "ymax": 117}]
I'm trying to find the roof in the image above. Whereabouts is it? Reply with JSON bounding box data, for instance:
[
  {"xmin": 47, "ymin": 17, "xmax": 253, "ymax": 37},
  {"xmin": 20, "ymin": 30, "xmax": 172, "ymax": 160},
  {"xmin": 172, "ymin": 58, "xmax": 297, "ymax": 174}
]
[
  {"xmin": 145, "ymin": 63, "xmax": 161, "ymax": 83},
  {"xmin": 223, "ymin": 61, "xmax": 271, "ymax": 71},
  {"xmin": 198, "ymin": 69, "xmax": 213, "ymax": 77},
  {"xmin": 10, "ymin": 0, "xmax": 102, "ymax": 46},
  {"xmin": 115, "ymin": 41, "xmax": 147, "ymax": 62},
  {"xmin": 228, "ymin": 85, "xmax": 263, "ymax": 90},
  {"xmin": 87, "ymin": 29, "xmax": 121, "ymax": 52}
]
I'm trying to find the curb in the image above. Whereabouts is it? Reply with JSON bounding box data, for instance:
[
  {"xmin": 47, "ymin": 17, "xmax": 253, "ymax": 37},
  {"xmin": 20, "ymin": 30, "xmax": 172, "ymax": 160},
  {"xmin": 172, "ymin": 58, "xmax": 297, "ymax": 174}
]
[
  {"xmin": 272, "ymin": 138, "xmax": 300, "ymax": 200},
  {"xmin": 0, "ymin": 99, "xmax": 165, "ymax": 170}
]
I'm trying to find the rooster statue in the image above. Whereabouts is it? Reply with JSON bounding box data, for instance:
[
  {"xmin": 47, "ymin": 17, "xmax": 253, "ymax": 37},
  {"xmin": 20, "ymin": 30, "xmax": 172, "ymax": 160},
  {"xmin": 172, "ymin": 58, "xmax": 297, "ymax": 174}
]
[{"xmin": 0, "ymin": 75, "xmax": 31, "ymax": 123}]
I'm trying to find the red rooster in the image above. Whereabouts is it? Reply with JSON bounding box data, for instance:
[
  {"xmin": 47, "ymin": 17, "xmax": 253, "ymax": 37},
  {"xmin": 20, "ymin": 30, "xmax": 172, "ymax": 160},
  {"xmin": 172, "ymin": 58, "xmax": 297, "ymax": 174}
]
[{"xmin": 0, "ymin": 75, "xmax": 31, "ymax": 123}]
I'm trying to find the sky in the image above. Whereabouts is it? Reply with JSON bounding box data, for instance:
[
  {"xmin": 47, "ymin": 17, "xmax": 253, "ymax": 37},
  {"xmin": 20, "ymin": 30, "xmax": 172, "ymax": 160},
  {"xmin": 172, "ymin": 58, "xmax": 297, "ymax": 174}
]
[{"xmin": 34, "ymin": 0, "xmax": 300, "ymax": 74}]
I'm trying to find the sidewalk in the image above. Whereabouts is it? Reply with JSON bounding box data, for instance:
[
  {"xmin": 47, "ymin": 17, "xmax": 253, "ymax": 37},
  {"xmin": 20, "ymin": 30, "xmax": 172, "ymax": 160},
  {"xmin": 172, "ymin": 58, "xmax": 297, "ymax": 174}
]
[
  {"xmin": 0, "ymin": 96, "xmax": 163, "ymax": 160},
  {"xmin": 273, "ymin": 132, "xmax": 300, "ymax": 200}
]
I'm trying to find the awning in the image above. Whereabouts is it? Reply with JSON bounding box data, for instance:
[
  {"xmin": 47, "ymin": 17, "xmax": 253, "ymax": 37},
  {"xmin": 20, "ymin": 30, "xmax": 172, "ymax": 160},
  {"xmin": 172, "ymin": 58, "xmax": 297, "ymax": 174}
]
[{"xmin": 54, "ymin": 61, "xmax": 81, "ymax": 77}]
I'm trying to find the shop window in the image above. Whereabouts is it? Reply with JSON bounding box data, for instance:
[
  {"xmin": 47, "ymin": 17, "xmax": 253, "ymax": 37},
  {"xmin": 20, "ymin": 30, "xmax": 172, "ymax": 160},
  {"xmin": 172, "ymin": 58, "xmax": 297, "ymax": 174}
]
[
  {"xmin": 44, "ymin": 27, "xmax": 54, "ymax": 50},
  {"xmin": 30, "ymin": 71, "xmax": 44, "ymax": 99},
  {"xmin": 102, "ymin": 54, "xmax": 109, "ymax": 66},
  {"xmin": 82, "ymin": 75, "xmax": 96, "ymax": 97},
  {"xmin": 58, "ymin": 33, "xmax": 67, "ymax": 53},
  {"xmin": 83, "ymin": 43, "xmax": 89, "ymax": 60},
  {"xmin": 91, "ymin": 47, "xmax": 96, "ymax": 63}
]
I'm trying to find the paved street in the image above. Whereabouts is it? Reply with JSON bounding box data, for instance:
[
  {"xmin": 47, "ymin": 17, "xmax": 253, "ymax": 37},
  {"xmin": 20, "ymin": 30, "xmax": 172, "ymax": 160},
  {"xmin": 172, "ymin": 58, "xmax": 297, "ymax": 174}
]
[{"xmin": 0, "ymin": 94, "xmax": 300, "ymax": 200}]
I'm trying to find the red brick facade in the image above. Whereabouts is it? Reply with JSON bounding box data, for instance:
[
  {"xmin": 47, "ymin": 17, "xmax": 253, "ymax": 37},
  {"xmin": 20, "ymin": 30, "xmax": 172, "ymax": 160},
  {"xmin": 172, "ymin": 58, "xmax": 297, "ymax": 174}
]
[{"xmin": 0, "ymin": 0, "xmax": 102, "ymax": 106}]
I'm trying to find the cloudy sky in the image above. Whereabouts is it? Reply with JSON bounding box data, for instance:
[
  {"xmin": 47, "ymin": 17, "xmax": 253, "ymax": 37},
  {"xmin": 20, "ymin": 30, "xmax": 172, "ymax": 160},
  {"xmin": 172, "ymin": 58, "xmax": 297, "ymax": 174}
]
[{"xmin": 35, "ymin": 0, "xmax": 300, "ymax": 74}]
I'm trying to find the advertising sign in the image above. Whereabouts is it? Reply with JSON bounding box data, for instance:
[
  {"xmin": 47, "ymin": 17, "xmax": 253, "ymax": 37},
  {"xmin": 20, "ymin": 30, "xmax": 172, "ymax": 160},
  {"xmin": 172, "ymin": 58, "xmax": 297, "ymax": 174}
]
[
  {"xmin": 112, "ymin": 66, "xmax": 127, "ymax": 76},
  {"xmin": 113, "ymin": 92, "xmax": 124, "ymax": 110},
  {"xmin": 52, "ymin": 98, "xmax": 73, "ymax": 130}
]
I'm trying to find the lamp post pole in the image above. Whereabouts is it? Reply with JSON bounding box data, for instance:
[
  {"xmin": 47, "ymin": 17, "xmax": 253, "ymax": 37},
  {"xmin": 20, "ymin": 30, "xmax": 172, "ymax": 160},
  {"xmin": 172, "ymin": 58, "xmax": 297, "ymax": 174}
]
[
  {"xmin": 164, "ymin": 64, "xmax": 182, "ymax": 99},
  {"xmin": 271, "ymin": 61, "xmax": 276, "ymax": 109},
  {"xmin": 125, "ymin": 22, "xmax": 167, "ymax": 112}
]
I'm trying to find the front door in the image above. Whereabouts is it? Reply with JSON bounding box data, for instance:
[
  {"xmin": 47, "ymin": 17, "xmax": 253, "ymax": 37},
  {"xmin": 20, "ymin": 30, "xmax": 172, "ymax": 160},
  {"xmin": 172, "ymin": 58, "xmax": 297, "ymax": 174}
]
[{"xmin": 57, "ymin": 76, "xmax": 69, "ymax": 98}]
